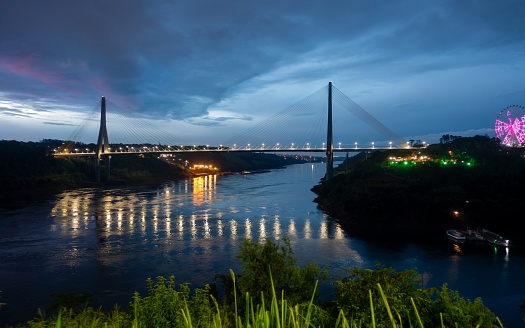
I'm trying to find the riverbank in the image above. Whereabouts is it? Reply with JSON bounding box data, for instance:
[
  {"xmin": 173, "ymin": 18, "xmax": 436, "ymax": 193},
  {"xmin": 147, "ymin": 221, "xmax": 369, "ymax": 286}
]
[
  {"xmin": 311, "ymin": 135, "xmax": 525, "ymax": 245},
  {"xmin": 0, "ymin": 139, "xmax": 310, "ymax": 208}
]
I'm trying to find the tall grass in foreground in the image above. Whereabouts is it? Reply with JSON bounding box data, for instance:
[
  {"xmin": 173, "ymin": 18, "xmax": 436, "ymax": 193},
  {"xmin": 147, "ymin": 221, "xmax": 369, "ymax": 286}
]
[
  {"xmin": 15, "ymin": 238, "xmax": 509, "ymax": 327},
  {"xmin": 21, "ymin": 269, "xmax": 505, "ymax": 328}
]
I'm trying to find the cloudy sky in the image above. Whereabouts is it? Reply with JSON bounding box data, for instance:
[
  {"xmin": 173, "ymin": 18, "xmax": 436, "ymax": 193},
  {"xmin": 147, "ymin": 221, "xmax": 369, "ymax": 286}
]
[{"xmin": 1, "ymin": 0, "xmax": 524, "ymax": 147}]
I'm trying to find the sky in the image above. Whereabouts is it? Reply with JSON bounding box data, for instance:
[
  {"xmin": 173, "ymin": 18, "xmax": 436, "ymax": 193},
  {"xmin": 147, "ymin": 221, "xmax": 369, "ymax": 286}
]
[{"xmin": 1, "ymin": 0, "xmax": 524, "ymax": 147}]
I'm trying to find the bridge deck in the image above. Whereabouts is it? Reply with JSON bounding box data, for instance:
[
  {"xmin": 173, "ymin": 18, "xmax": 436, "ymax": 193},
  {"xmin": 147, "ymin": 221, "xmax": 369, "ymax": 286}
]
[{"xmin": 53, "ymin": 147, "xmax": 413, "ymax": 157}]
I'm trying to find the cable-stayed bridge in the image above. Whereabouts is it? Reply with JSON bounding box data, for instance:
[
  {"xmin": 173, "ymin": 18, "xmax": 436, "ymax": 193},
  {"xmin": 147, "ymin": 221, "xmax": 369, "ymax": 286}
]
[{"xmin": 54, "ymin": 82, "xmax": 413, "ymax": 181}]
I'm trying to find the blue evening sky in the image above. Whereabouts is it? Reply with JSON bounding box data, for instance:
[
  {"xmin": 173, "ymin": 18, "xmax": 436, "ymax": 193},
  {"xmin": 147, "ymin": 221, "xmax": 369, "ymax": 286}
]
[{"xmin": 1, "ymin": 0, "xmax": 524, "ymax": 146}]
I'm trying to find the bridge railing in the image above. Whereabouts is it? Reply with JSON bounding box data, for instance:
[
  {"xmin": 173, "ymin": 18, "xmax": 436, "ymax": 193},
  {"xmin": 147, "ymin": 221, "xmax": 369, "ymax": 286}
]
[{"xmin": 53, "ymin": 144, "xmax": 418, "ymax": 157}]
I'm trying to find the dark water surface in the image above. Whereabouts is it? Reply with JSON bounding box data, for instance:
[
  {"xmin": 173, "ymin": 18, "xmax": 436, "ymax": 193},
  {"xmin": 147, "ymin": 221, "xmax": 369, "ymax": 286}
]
[{"xmin": 1, "ymin": 163, "xmax": 524, "ymax": 327}]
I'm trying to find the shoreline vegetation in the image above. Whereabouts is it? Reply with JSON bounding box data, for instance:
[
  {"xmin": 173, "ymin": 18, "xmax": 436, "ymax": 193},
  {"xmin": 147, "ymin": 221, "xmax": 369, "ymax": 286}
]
[
  {"xmin": 311, "ymin": 134, "xmax": 524, "ymax": 243},
  {"xmin": 0, "ymin": 139, "xmax": 315, "ymax": 208},
  {"xmin": 0, "ymin": 238, "xmax": 511, "ymax": 327}
]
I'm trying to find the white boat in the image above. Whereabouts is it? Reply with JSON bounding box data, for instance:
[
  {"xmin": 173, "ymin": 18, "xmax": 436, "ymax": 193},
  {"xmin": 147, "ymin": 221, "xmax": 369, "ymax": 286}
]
[
  {"xmin": 481, "ymin": 229, "xmax": 510, "ymax": 247},
  {"xmin": 464, "ymin": 227, "xmax": 484, "ymax": 241},
  {"xmin": 446, "ymin": 229, "xmax": 467, "ymax": 240}
]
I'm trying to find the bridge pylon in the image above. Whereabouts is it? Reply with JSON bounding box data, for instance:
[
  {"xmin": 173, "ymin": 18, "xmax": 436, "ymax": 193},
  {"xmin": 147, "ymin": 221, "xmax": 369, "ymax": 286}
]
[
  {"xmin": 95, "ymin": 96, "xmax": 111, "ymax": 182},
  {"xmin": 325, "ymin": 82, "xmax": 334, "ymax": 180}
]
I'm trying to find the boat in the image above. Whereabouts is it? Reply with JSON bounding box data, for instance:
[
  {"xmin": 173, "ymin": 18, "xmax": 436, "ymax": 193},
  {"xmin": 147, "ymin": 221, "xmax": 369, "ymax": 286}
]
[
  {"xmin": 481, "ymin": 229, "xmax": 510, "ymax": 247},
  {"xmin": 241, "ymin": 169, "xmax": 271, "ymax": 175},
  {"xmin": 446, "ymin": 229, "xmax": 467, "ymax": 240},
  {"xmin": 464, "ymin": 227, "xmax": 484, "ymax": 241}
]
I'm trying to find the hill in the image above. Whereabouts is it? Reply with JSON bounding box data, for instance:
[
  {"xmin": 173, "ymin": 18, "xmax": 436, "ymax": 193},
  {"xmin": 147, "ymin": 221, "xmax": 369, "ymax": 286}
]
[{"xmin": 311, "ymin": 135, "xmax": 524, "ymax": 242}]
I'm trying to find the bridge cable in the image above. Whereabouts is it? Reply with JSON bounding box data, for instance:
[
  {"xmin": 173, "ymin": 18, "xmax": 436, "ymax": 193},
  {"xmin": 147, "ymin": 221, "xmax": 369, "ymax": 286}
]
[
  {"xmin": 221, "ymin": 85, "xmax": 328, "ymax": 149},
  {"xmin": 58, "ymin": 101, "xmax": 100, "ymax": 152},
  {"xmin": 332, "ymin": 85, "xmax": 407, "ymax": 148},
  {"xmin": 105, "ymin": 100, "xmax": 190, "ymax": 147}
]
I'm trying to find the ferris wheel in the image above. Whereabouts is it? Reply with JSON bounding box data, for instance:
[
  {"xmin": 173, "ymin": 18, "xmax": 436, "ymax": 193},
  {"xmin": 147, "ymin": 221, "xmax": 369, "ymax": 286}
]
[{"xmin": 494, "ymin": 105, "xmax": 525, "ymax": 146}]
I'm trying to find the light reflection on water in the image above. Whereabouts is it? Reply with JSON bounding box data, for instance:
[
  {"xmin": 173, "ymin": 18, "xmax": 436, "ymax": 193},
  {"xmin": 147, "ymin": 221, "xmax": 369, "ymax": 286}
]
[
  {"xmin": 42, "ymin": 165, "xmax": 365, "ymax": 296},
  {"xmin": 50, "ymin": 173, "xmax": 350, "ymax": 248},
  {"xmin": 48, "ymin": 186, "xmax": 355, "ymax": 276}
]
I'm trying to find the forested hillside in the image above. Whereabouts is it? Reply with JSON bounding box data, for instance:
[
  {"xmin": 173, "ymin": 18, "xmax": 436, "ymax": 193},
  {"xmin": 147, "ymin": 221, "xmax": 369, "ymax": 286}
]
[
  {"xmin": 311, "ymin": 135, "xmax": 523, "ymax": 239},
  {"xmin": 0, "ymin": 139, "xmax": 306, "ymax": 206}
]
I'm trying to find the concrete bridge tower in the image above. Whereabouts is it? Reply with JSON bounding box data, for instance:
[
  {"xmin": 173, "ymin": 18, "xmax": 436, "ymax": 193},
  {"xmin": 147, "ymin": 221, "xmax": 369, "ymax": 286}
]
[
  {"xmin": 95, "ymin": 96, "xmax": 110, "ymax": 182},
  {"xmin": 325, "ymin": 82, "xmax": 334, "ymax": 180}
]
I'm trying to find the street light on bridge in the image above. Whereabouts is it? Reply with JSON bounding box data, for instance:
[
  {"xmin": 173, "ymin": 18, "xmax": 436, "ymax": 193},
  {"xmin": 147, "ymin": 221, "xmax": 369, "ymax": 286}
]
[
  {"xmin": 372, "ymin": 142, "xmax": 375, "ymax": 149},
  {"xmin": 389, "ymin": 141, "xmax": 392, "ymax": 149},
  {"xmin": 338, "ymin": 142, "xmax": 341, "ymax": 149},
  {"xmin": 355, "ymin": 142, "xmax": 358, "ymax": 149}
]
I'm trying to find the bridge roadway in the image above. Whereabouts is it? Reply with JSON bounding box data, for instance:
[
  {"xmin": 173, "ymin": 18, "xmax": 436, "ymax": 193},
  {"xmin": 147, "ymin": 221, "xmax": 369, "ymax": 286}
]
[{"xmin": 53, "ymin": 146, "xmax": 410, "ymax": 157}]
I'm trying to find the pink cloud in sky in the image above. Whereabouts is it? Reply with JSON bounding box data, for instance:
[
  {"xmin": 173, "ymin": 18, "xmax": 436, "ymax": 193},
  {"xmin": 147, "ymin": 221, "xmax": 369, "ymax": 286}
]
[
  {"xmin": 1, "ymin": 55, "xmax": 62, "ymax": 86},
  {"xmin": 1, "ymin": 54, "xmax": 137, "ymax": 112},
  {"xmin": 90, "ymin": 77, "xmax": 138, "ymax": 112}
]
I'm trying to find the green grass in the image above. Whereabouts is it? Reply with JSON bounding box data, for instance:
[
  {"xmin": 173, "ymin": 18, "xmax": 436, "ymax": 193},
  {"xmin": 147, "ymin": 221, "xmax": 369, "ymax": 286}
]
[
  {"xmin": 15, "ymin": 274, "xmax": 505, "ymax": 328},
  {"xmin": 3, "ymin": 238, "xmax": 512, "ymax": 328}
]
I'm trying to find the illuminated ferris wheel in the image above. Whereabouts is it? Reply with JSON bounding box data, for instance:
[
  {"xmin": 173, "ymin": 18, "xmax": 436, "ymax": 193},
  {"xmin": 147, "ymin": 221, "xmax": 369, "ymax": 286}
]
[{"xmin": 494, "ymin": 105, "xmax": 525, "ymax": 146}]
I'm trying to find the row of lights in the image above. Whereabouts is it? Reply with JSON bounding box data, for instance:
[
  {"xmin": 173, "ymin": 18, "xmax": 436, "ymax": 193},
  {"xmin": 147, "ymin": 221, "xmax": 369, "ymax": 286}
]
[
  {"xmin": 64, "ymin": 140, "xmax": 423, "ymax": 154},
  {"xmin": 228, "ymin": 141, "xmax": 399, "ymax": 150}
]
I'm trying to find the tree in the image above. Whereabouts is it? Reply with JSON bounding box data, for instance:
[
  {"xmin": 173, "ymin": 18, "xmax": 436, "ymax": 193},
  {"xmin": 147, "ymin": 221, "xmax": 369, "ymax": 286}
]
[{"xmin": 217, "ymin": 237, "xmax": 327, "ymax": 308}]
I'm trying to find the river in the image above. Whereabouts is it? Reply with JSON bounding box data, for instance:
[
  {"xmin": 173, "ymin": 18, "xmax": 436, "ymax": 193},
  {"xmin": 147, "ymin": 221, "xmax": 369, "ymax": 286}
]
[{"xmin": 1, "ymin": 162, "xmax": 524, "ymax": 327}]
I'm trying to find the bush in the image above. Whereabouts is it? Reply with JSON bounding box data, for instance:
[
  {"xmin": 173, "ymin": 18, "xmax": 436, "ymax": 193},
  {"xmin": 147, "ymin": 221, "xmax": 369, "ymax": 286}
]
[
  {"xmin": 217, "ymin": 237, "xmax": 328, "ymax": 308},
  {"xmin": 20, "ymin": 241, "xmax": 505, "ymax": 328}
]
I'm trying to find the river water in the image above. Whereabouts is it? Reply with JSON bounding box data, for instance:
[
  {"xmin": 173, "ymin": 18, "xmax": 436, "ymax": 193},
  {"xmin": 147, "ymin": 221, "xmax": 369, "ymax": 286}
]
[{"xmin": 1, "ymin": 162, "xmax": 524, "ymax": 327}]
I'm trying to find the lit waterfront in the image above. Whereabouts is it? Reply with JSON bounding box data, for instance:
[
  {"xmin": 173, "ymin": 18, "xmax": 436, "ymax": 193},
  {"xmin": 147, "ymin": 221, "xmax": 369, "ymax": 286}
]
[{"xmin": 50, "ymin": 176, "xmax": 347, "ymax": 244}]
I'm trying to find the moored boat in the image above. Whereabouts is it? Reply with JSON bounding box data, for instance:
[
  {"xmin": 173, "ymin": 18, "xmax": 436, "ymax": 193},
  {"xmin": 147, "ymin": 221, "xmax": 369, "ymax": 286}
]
[
  {"xmin": 464, "ymin": 227, "xmax": 484, "ymax": 241},
  {"xmin": 481, "ymin": 229, "xmax": 510, "ymax": 247},
  {"xmin": 446, "ymin": 229, "xmax": 467, "ymax": 240}
]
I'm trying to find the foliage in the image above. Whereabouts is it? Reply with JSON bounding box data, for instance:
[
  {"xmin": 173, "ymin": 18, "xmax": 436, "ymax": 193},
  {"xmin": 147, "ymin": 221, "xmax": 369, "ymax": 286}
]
[
  {"xmin": 332, "ymin": 263, "xmax": 501, "ymax": 327},
  {"xmin": 178, "ymin": 152, "xmax": 306, "ymax": 172},
  {"xmin": 0, "ymin": 139, "xmax": 307, "ymax": 208},
  {"xmin": 332, "ymin": 262, "xmax": 435, "ymax": 325},
  {"xmin": 130, "ymin": 276, "xmax": 215, "ymax": 328},
  {"xmin": 17, "ymin": 241, "xmax": 507, "ymax": 328},
  {"xmin": 217, "ymin": 237, "xmax": 328, "ymax": 309},
  {"xmin": 431, "ymin": 284, "xmax": 500, "ymax": 328},
  {"xmin": 312, "ymin": 135, "xmax": 525, "ymax": 234},
  {"xmin": 25, "ymin": 306, "xmax": 129, "ymax": 328}
]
